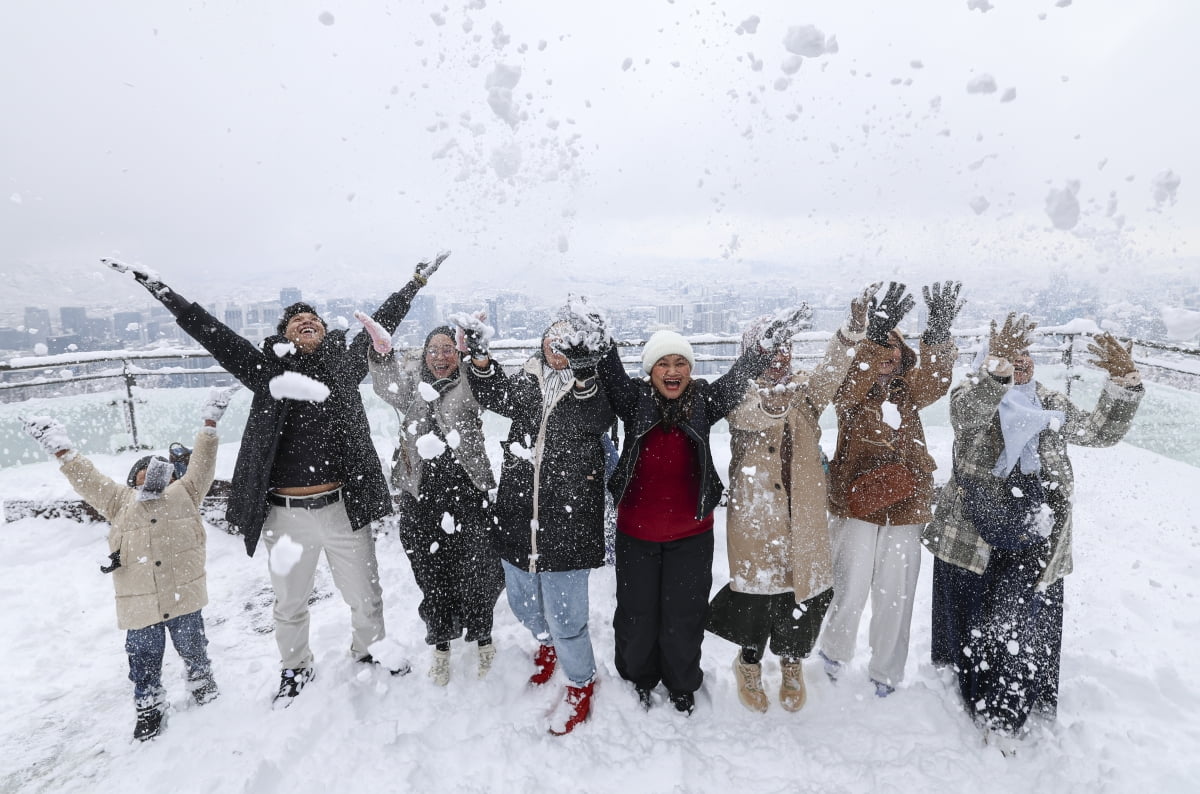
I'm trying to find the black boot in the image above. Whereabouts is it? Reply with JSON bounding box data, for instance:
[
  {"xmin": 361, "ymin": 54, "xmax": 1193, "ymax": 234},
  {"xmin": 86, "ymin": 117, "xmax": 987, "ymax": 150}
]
[
  {"xmin": 133, "ymin": 703, "xmax": 166, "ymax": 742},
  {"xmin": 189, "ymin": 673, "xmax": 219, "ymax": 706},
  {"xmin": 669, "ymin": 690, "xmax": 695, "ymax": 716},
  {"xmin": 273, "ymin": 667, "xmax": 314, "ymax": 705}
]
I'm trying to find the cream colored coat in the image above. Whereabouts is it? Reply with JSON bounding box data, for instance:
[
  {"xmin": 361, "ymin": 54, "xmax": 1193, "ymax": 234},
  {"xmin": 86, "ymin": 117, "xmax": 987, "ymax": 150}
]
[
  {"xmin": 61, "ymin": 428, "xmax": 216, "ymax": 631},
  {"xmin": 724, "ymin": 329, "xmax": 861, "ymax": 603}
]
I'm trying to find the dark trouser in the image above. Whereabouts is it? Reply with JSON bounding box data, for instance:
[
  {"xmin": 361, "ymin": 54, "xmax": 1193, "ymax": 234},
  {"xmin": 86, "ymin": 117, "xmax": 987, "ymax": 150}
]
[
  {"xmin": 613, "ymin": 530, "xmax": 713, "ymax": 695},
  {"xmin": 932, "ymin": 553, "xmax": 1064, "ymax": 734},
  {"xmin": 707, "ymin": 585, "xmax": 833, "ymax": 660},
  {"xmin": 126, "ymin": 609, "xmax": 211, "ymax": 705},
  {"xmin": 398, "ymin": 480, "xmax": 504, "ymax": 646}
]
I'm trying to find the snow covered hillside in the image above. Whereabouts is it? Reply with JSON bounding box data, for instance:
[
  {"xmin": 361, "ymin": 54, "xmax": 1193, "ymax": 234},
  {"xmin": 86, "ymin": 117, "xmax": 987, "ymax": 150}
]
[{"xmin": 1, "ymin": 417, "xmax": 1198, "ymax": 793}]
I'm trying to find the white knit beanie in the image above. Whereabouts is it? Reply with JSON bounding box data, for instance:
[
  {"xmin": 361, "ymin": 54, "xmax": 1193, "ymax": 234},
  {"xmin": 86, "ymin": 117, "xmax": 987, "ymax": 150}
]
[{"xmin": 641, "ymin": 330, "xmax": 695, "ymax": 374}]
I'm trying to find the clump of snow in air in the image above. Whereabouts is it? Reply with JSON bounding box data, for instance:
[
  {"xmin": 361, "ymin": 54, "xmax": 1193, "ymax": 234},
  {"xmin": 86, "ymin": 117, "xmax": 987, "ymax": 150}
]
[
  {"xmin": 317, "ymin": 11, "xmax": 335, "ymax": 26},
  {"xmin": 490, "ymin": 141, "xmax": 522, "ymax": 179},
  {"xmin": 557, "ymin": 234, "xmax": 569, "ymax": 253},
  {"xmin": 621, "ymin": 57, "xmax": 633, "ymax": 71},
  {"xmin": 9, "ymin": 193, "xmax": 21, "ymax": 204},
  {"xmin": 418, "ymin": 382, "xmax": 440, "ymax": 401},
  {"xmin": 440, "ymin": 512, "xmax": 457, "ymax": 534},
  {"xmin": 268, "ymin": 534, "xmax": 304, "ymax": 576},
  {"xmin": 509, "ymin": 440, "xmax": 532, "ymax": 460},
  {"xmin": 417, "ymin": 432, "xmax": 447, "ymax": 459},
  {"xmin": 445, "ymin": 429, "xmax": 462, "ymax": 450},
  {"xmin": 1000, "ymin": 87, "xmax": 1017, "ymax": 102},
  {"xmin": 781, "ymin": 56, "xmax": 803, "ymax": 75},
  {"xmin": 268, "ymin": 371, "xmax": 330, "ymax": 402},
  {"xmin": 272, "ymin": 341, "xmax": 296, "ymax": 358},
  {"xmin": 969, "ymin": 196, "xmax": 990, "ymax": 215},
  {"xmin": 735, "ymin": 16, "xmax": 760, "ymax": 35},
  {"xmin": 881, "ymin": 401, "xmax": 903, "ymax": 430},
  {"xmin": 485, "ymin": 64, "xmax": 522, "ymax": 128},
  {"xmin": 1151, "ymin": 170, "xmax": 1181, "ymax": 207},
  {"xmin": 33, "ymin": 342, "xmax": 47, "ymax": 355},
  {"xmin": 1161, "ymin": 307, "xmax": 1200, "ymax": 341},
  {"xmin": 783, "ymin": 25, "xmax": 837, "ymax": 58},
  {"xmin": 1045, "ymin": 181, "xmax": 1082, "ymax": 230},
  {"xmin": 966, "ymin": 74, "xmax": 997, "ymax": 94},
  {"xmin": 968, "ymin": 0, "xmax": 994, "ymax": 12}
]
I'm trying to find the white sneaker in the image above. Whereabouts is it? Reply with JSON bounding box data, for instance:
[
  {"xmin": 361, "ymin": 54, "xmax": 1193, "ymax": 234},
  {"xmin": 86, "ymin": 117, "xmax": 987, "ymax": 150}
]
[
  {"xmin": 732, "ymin": 656, "xmax": 769, "ymax": 713},
  {"xmin": 478, "ymin": 643, "xmax": 496, "ymax": 679},
  {"xmin": 428, "ymin": 648, "xmax": 451, "ymax": 686}
]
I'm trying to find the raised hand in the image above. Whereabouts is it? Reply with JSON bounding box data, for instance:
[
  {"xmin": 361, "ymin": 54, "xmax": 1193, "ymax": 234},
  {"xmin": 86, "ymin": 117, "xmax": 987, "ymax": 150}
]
[
  {"xmin": 847, "ymin": 282, "xmax": 882, "ymax": 335},
  {"xmin": 448, "ymin": 310, "xmax": 493, "ymax": 360},
  {"xmin": 921, "ymin": 281, "xmax": 964, "ymax": 345},
  {"xmin": 989, "ymin": 312, "xmax": 1038, "ymax": 361},
  {"xmin": 354, "ymin": 310, "xmax": 393, "ymax": 356},
  {"xmin": 413, "ymin": 250, "xmax": 451, "ymax": 286},
  {"xmin": 200, "ymin": 385, "xmax": 239, "ymax": 424},
  {"xmin": 866, "ymin": 282, "xmax": 915, "ymax": 346},
  {"xmin": 22, "ymin": 415, "xmax": 72, "ymax": 457},
  {"xmin": 760, "ymin": 303, "xmax": 814, "ymax": 351},
  {"xmin": 101, "ymin": 257, "xmax": 166, "ymax": 294},
  {"xmin": 1086, "ymin": 332, "xmax": 1136, "ymax": 377}
]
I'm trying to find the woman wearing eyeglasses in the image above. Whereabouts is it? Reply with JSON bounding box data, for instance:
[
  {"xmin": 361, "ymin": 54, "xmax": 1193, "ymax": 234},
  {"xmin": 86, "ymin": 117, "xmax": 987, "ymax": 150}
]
[{"xmin": 363, "ymin": 321, "xmax": 504, "ymax": 686}]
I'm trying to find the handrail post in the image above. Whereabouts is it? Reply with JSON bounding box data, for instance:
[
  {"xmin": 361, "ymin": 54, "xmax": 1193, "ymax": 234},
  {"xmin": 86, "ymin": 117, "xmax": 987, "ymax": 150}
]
[{"xmin": 122, "ymin": 360, "xmax": 141, "ymax": 449}]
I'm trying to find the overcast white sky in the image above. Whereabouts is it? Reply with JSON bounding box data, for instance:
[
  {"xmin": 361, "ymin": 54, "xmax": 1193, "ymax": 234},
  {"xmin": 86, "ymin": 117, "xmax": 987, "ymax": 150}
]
[{"xmin": 1, "ymin": 0, "xmax": 1196, "ymax": 308}]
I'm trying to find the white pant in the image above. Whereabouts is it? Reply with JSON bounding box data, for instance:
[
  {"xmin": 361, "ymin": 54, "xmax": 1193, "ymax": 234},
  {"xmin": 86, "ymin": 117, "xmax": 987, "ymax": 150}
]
[
  {"xmin": 262, "ymin": 500, "xmax": 386, "ymax": 669},
  {"xmin": 819, "ymin": 515, "xmax": 923, "ymax": 687}
]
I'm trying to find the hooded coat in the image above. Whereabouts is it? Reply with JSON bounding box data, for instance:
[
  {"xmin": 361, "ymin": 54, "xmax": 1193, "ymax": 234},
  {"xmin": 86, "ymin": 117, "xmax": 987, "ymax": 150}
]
[
  {"xmin": 60, "ymin": 428, "xmax": 217, "ymax": 630},
  {"xmin": 166, "ymin": 282, "xmax": 422, "ymax": 555},
  {"xmin": 724, "ymin": 329, "xmax": 861, "ymax": 602},
  {"xmin": 468, "ymin": 355, "xmax": 615, "ymax": 572},
  {"xmin": 826, "ymin": 332, "xmax": 957, "ymax": 526},
  {"xmin": 368, "ymin": 349, "xmax": 495, "ymax": 498}
]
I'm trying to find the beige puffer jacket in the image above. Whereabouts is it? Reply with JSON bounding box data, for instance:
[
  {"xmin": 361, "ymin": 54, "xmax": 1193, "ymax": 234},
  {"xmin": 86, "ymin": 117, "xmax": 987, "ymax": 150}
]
[{"xmin": 61, "ymin": 428, "xmax": 217, "ymax": 630}]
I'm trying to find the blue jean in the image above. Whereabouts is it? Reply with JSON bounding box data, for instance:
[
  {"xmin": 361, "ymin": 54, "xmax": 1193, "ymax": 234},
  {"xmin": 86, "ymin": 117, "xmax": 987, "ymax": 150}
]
[
  {"xmin": 126, "ymin": 610, "xmax": 211, "ymax": 705},
  {"xmin": 502, "ymin": 561, "xmax": 595, "ymax": 685}
]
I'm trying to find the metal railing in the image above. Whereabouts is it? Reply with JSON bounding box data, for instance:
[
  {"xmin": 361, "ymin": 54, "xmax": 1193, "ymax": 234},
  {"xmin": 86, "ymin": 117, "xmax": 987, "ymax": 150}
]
[{"xmin": 3, "ymin": 329, "xmax": 1197, "ymax": 448}]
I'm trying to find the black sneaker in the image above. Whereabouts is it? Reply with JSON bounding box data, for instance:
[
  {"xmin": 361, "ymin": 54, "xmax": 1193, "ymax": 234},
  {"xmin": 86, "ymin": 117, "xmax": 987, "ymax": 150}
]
[
  {"xmin": 274, "ymin": 667, "xmax": 314, "ymax": 704},
  {"xmin": 669, "ymin": 691, "xmax": 695, "ymax": 716},
  {"xmin": 190, "ymin": 674, "xmax": 220, "ymax": 706},
  {"xmin": 357, "ymin": 654, "xmax": 412, "ymax": 676},
  {"xmin": 635, "ymin": 685, "xmax": 654, "ymax": 711},
  {"xmin": 133, "ymin": 703, "xmax": 166, "ymax": 742}
]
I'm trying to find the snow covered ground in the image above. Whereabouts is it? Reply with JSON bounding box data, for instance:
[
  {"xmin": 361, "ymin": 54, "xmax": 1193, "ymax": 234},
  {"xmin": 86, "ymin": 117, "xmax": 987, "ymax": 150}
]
[{"xmin": 2, "ymin": 394, "xmax": 1199, "ymax": 793}]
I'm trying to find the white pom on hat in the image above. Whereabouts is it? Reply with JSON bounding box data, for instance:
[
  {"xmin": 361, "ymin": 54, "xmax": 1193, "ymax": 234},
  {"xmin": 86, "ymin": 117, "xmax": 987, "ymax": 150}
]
[{"xmin": 641, "ymin": 330, "xmax": 695, "ymax": 374}]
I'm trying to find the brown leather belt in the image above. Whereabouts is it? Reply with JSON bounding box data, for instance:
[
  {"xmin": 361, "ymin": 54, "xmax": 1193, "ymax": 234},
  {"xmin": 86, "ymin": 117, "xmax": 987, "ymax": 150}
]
[{"xmin": 267, "ymin": 489, "xmax": 342, "ymax": 510}]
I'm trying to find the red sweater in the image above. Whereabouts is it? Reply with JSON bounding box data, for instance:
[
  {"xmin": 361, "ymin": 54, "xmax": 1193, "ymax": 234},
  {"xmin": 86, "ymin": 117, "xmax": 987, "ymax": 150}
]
[{"xmin": 616, "ymin": 425, "xmax": 714, "ymax": 542}]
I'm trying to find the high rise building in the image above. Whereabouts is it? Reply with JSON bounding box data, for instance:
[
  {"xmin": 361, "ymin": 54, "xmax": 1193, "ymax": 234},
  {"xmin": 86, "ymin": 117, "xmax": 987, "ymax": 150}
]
[
  {"xmin": 280, "ymin": 287, "xmax": 302, "ymax": 306},
  {"xmin": 60, "ymin": 306, "xmax": 88, "ymax": 334}
]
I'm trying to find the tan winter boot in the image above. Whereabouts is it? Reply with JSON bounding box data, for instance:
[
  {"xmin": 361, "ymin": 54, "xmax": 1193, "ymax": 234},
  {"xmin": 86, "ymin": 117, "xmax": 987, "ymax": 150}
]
[
  {"xmin": 779, "ymin": 659, "xmax": 808, "ymax": 712},
  {"xmin": 428, "ymin": 647, "xmax": 451, "ymax": 686},
  {"xmin": 478, "ymin": 642, "xmax": 496, "ymax": 679},
  {"xmin": 733, "ymin": 655, "xmax": 769, "ymax": 713}
]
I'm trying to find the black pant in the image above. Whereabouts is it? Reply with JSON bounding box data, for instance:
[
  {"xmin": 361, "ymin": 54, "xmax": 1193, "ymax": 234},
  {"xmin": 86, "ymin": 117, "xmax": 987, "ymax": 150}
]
[
  {"xmin": 932, "ymin": 553, "xmax": 1064, "ymax": 734},
  {"xmin": 613, "ymin": 530, "xmax": 713, "ymax": 695},
  {"xmin": 398, "ymin": 470, "xmax": 503, "ymax": 646},
  {"xmin": 707, "ymin": 585, "xmax": 833, "ymax": 661}
]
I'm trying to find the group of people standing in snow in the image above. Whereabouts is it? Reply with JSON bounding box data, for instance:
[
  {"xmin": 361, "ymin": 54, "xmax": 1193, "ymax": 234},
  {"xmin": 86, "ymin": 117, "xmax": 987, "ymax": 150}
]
[{"xmin": 22, "ymin": 255, "xmax": 1143, "ymax": 749}]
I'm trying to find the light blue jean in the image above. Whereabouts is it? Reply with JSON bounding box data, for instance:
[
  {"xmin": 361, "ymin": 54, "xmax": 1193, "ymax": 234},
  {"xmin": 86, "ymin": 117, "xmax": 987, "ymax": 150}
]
[{"xmin": 501, "ymin": 561, "xmax": 596, "ymax": 686}]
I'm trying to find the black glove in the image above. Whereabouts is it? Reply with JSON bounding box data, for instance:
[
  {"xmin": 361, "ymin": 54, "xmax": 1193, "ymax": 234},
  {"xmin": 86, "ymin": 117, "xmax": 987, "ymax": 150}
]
[
  {"xmin": 448, "ymin": 311, "xmax": 491, "ymax": 360},
  {"xmin": 922, "ymin": 281, "xmax": 963, "ymax": 345},
  {"xmin": 866, "ymin": 282, "xmax": 915, "ymax": 346},
  {"xmin": 413, "ymin": 250, "xmax": 451, "ymax": 287},
  {"xmin": 554, "ymin": 336, "xmax": 602, "ymax": 380},
  {"xmin": 101, "ymin": 258, "xmax": 190, "ymax": 316},
  {"xmin": 760, "ymin": 304, "xmax": 813, "ymax": 351}
]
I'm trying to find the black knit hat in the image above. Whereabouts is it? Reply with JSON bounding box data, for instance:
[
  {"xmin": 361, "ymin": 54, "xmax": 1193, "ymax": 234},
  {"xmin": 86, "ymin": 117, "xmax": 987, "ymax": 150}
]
[{"xmin": 277, "ymin": 302, "xmax": 327, "ymax": 336}]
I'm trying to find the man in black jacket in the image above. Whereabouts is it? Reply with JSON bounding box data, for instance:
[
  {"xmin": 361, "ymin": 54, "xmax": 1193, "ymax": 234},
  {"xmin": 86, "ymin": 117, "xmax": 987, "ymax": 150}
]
[{"xmin": 104, "ymin": 253, "xmax": 446, "ymax": 702}]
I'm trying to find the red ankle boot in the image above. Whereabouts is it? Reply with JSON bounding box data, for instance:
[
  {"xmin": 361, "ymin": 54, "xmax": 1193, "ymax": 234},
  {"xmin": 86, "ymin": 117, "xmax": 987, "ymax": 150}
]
[
  {"xmin": 548, "ymin": 680, "xmax": 595, "ymax": 736},
  {"xmin": 529, "ymin": 644, "xmax": 557, "ymax": 686}
]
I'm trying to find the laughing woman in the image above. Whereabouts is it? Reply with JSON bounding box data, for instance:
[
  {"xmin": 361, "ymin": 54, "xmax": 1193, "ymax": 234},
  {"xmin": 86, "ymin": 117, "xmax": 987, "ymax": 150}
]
[{"xmin": 575, "ymin": 303, "xmax": 811, "ymax": 715}]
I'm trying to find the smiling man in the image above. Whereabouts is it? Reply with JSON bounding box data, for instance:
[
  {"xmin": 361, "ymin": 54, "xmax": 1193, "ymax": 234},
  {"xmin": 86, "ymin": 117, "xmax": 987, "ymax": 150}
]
[{"xmin": 105, "ymin": 253, "xmax": 447, "ymax": 703}]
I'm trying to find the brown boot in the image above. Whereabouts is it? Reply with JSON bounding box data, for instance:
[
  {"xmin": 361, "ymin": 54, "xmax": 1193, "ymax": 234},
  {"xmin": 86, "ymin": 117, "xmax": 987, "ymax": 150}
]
[
  {"xmin": 733, "ymin": 655, "xmax": 769, "ymax": 713},
  {"xmin": 779, "ymin": 659, "xmax": 807, "ymax": 712}
]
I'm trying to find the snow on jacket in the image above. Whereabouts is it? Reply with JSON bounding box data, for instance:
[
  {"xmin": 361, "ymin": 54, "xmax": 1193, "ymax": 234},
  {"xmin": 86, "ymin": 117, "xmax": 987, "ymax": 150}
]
[
  {"xmin": 166, "ymin": 283, "xmax": 421, "ymax": 555},
  {"xmin": 725, "ymin": 328, "xmax": 862, "ymax": 602},
  {"xmin": 598, "ymin": 342, "xmax": 773, "ymax": 522},
  {"xmin": 468, "ymin": 356, "xmax": 615, "ymax": 572},
  {"xmin": 826, "ymin": 332, "xmax": 957, "ymax": 526},
  {"xmin": 60, "ymin": 428, "xmax": 217, "ymax": 631},
  {"xmin": 369, "ymin": 349, "xmax": 495, "ymax": 498},
  {"xmin": 923, "ymin": 362, "xmax": 1143, "ymax": 588}
]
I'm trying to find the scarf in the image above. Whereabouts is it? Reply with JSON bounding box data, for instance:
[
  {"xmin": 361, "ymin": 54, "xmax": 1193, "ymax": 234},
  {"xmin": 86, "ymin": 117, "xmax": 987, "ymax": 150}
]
[
  {"xmin": 540, "ymin": 363, "xmax": 573, "ymax": 409},
  {"xmin": 654, "ymin": 382, "xmax": 696, "ymax": 430},
  {"xmin": 992, "ymin": 381, "xmax": 1066, "ymax": 477}
]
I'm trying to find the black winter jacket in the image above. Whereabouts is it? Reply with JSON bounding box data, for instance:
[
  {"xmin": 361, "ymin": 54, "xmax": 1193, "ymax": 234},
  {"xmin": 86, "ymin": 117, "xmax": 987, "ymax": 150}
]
[
  {"xmin": 164, "ymin": 281, "xmax": 421, "ymax": 555},
  {"xmin": 597, "ymin": 344, "xmax": 772, "ymax": 522},
  {"xmin": 468, "ymin": 357, "xmax": 615, "ymax": 572}
]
